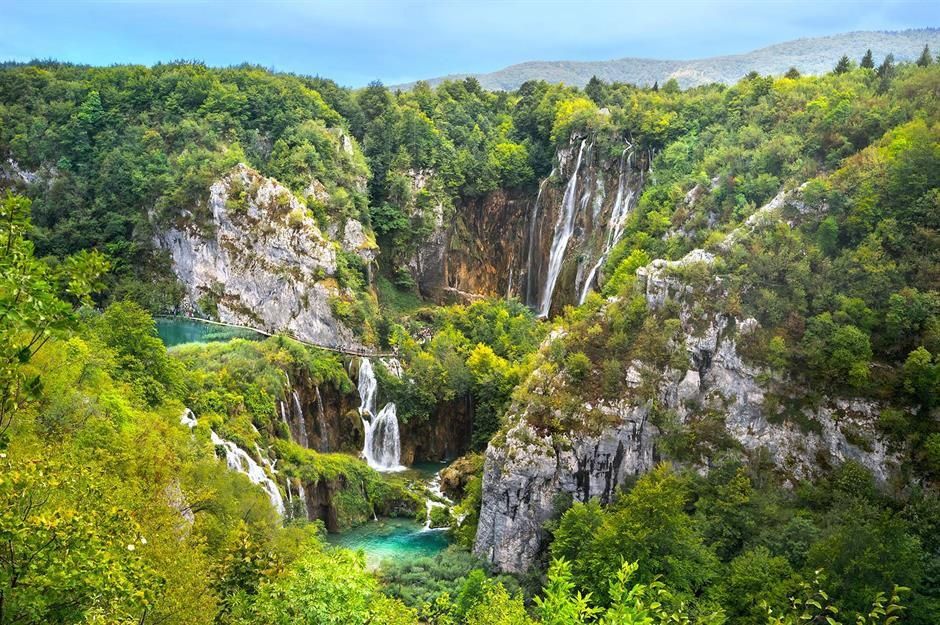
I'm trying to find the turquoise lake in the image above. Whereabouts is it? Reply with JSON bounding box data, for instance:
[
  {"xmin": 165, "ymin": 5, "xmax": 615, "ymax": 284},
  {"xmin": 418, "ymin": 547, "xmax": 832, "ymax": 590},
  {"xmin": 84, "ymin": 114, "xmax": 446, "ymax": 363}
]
[
  {"xmin": 156, "ymin": 317, "xmax": 262, "ymax": 347},
  {"xmin": 328, "ymin": 462, "xmax": 452, "ymax": 568},
  {"xmin": 326, "ymin": 518, "xmax": 449, "ymax": 569}
]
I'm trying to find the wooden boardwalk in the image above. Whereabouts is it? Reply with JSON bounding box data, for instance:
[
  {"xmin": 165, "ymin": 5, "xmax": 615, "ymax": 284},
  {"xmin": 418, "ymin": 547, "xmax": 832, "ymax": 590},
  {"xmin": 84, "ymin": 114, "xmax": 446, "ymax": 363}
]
[{"xmin": 156, "ymin": 315, "xmax": 394, "ymax": 358}]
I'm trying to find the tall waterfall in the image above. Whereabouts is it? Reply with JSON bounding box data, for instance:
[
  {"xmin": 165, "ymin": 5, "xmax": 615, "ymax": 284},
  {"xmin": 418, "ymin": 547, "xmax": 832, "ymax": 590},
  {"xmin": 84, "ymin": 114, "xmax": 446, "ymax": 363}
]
[
  {"xmin": 358, "ymin": 358, "xmax": 404, "ymax": 471},
  {"xmin": 578, "ymin": 146, "xmax": 636, "ymax": 304},
  {"xmin": 539, "ymin": 139, "xmax": 588, "ymax": 317},
  {"xmin": 525, "ymin": 175, "xmax": 552, "ymax": 306},
  {"xmin": 291, "ymin": 390, "xmax": 309, "ymax": 448},
  {"xmin": 314, "ymin": 386, "xmax": 329, "ymax": 452}
]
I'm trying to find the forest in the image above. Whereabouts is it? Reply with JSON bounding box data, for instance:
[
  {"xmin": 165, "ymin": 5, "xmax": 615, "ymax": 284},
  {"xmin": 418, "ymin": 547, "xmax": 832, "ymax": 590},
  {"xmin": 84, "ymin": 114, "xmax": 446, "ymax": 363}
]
[{"xmin": 0, "ymin": 44, "xmax": 938, "ymax": 625}]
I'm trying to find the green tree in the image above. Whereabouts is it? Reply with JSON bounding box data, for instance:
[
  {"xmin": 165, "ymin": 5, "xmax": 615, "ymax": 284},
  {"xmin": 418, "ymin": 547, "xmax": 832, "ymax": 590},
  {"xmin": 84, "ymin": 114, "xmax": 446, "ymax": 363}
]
[
  {"xmin": 0, "ymin": 456, "xmax": 155, "ymax": 624},
  {"xmin": 243, "ymin": 546, "xmax": 416, "ymax": 625},
  {"xmin": 0, "ymin": 193, "xmax": 108, "ymax": 446},
  {"xmin": 916, "ymin": 45, "xmax": 933, "ymax": 67},
  {"xmin": 902, "ymin": 347, "xmax": 938, "ymax": 409},
  {"xmin": 861, "ymin": 49, "xmax": 875, "ymax": 69},
  {"xmin": 93, "ymin": 302, "xmax": 183, "ymax": 405},
  {"xmin": 834, "ymin": 56, "xmax": 852, "ymax": 74}
]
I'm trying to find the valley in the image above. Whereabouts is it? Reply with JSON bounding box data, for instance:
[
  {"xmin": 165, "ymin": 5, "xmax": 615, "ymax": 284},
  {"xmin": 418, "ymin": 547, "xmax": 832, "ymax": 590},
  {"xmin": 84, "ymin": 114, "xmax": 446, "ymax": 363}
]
[{"xmin": 1, "ymin": 31, "xmax": 939, "ymax": 625}]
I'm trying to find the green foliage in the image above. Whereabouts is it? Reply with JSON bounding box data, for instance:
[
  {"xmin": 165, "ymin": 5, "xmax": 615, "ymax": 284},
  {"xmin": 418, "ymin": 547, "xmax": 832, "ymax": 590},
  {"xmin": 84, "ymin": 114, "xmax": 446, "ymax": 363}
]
[
  {"xmin": 0, "ymin": 456, "xmax": 156, "ymax": 624},
  {"xmin": 236, "ymin": 546, "xmax": 415, "ymax": 625},
  {"xmin": 92, "ymin": 301, "xmax": 183, "ymax": 405},
  {"xmin": 0, "ymin": 193, "xmax": 108, "ymax": 445}
]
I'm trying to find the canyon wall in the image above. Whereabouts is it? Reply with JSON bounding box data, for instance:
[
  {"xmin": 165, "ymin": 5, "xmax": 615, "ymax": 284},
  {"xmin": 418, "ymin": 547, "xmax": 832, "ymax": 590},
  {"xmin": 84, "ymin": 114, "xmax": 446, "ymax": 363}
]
[
  {"xmin": 473, "ymin": 190, "xmax": 900, "ymax": 573},
  {"xmin": 411, "ymin": 135, "xmax": 649, "ymax": 316}
]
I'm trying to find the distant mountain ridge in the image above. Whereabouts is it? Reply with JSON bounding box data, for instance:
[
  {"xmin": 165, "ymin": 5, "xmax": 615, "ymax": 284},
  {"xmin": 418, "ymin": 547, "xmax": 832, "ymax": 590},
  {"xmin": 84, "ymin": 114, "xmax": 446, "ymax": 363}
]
[{"xmin": 395, "ymin": 28, "xmax": 940, "ymax": 90}]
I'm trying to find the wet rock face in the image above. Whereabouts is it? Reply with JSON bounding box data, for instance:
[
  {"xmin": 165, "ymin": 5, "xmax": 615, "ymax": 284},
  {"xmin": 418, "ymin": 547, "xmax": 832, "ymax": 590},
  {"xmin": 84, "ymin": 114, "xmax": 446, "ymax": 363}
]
[
  {"xmin": 475, "ymin": 231, "xmax": 899, "ymax": 573},
  {"xmin": 400, "ymin": 396, "xmax": 474, "ymax": 464},
  {"xmin": 155, "ymin": 163, "xmax": 372, "ymax": 348},
  {"xmin": 409, "ymin": 137, "xmax": 648, "ymax": 314}
]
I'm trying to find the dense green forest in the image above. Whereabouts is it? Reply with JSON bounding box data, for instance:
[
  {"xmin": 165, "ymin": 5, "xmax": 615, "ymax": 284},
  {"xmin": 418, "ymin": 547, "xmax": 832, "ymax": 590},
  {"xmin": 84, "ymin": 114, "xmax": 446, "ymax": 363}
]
[{"xmin": 1, "ymin": 45, "xmax": 939, "ymax": 625}]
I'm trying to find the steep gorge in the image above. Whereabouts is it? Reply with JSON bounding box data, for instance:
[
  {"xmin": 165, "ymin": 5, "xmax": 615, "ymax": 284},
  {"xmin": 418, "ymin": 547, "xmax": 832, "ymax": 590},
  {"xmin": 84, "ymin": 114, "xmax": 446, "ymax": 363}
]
[{"xmin": 410, "ymin": 135, "xmax": 649, "ymax": 316}]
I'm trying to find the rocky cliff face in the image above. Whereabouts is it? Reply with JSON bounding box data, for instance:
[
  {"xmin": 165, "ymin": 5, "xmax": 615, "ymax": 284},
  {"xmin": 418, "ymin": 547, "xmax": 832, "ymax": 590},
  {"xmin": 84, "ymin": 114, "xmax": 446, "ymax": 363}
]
[
  {"xmin": 410, "ymin": 136, "xmax": 648, "ymax": 315},
  {"xmin": 473, "ymin": 191, "xmax": 899, "ymax": 573},
  {"xmin": 155, "ymin": 163, "xmax": 376, "ymax": 348}
]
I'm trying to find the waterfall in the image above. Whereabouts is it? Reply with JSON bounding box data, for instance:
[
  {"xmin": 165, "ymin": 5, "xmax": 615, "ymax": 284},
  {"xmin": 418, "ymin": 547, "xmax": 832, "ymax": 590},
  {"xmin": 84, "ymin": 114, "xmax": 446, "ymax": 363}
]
[
  {"xmin": 279, "ymin": 401, "xmax": 290, "ymax": 435},
  {"xmin": 180, "ymin": 408, "xmax": 198, "ymax": 429},
  {"xmin": 358, "ymin": 358, "xmax": 378, "ymax": 417},
  {"xmin": 422, "ymin": 468, "xmax": 453, "ymax": 531},
  {"xmin": 314, "ymin": 386, "xmax": 329, "ymax": 452},
  {"xmin": 578, "ymin": 147, "xmax": 636, "ymax": 305},
  {"xmin": 297, "ymin": 482, "xmax": 310, "ymax": 519},
  {"xmin": 358, "ymin": 358, "xmax": 404, "ymax": 471},
  {"xmin": 539, "ymin": 139, "xmax": 588, "ymax": 317},
  {"xmin": 365, "ymin": 404, "xmax": 403, "ymax": 470},
  {"xmin": 210, "ymin": 430, "xmax": 285, "ymax": 515},
  {"xmin": 291, "ymin": 390, "xmax": 309, "ymax": 448},
  {"xmin": 525, "ymin": 174, "xmax": 552, "ymax": 306}
]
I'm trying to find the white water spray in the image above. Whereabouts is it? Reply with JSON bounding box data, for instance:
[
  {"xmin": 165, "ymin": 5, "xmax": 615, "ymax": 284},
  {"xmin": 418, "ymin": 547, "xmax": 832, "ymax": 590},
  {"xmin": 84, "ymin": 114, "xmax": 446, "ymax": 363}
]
[
  {"xmin": 314, "ymin": 386, "xmax": 328, "ymax": 452},
  {"xmin": 291, "ymin": 390, "xmax": 309, "ymax": 448},
  {"xmin": 210, "ymin": 430, "xmax": 285, "ymax": 515},
  {"xmin": 422, "ymin": 469, "xmax": 453, "ymax": 531},
  {"xmin": 358, "ymin": 358, "xmax": 404, "ymax": 471},
  {"xmin": 578, "ymin": 146, "xmax": 637, "ymax": 304},
  {"xmin": 539, "ymin": 139, "xmax": 588, "ymax": 317}
]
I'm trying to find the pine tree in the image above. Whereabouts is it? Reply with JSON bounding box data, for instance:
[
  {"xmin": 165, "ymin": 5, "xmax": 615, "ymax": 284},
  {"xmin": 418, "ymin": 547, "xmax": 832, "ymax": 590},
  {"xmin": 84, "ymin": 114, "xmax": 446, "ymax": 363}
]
[
  {"xmin": 917, "ymin": 44, "xmax": 933, "ymax": 67},
  {"xmin": 585, "ymin": 75, "xmax": 605, "ymax": 104},
  {"xmin": 652, "ymin": 80, "xmax": 658, "ymax": 92},
  {"xmin": 877, "ymin": 53, "xmax": 895, "ymax": 79},
  {"xmin": 860, "ymin": 49, "xmax": 875, "ymax": 69},
  {"xmin": 785, "ymin": 66, "xmax": 801, "ymax": 79},
  {"xmin": 833, "ymin": 56, "xmax": 851, "ymax": 74}
]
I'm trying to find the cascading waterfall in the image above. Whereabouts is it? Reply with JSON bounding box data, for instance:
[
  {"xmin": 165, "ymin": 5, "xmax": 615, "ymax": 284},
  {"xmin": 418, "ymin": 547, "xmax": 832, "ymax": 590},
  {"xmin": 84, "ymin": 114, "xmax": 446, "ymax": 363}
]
[
  {"xmin": 291, "ymin": 390, "xmax": 309, "ymax": 448},
  {"xmin": 525, "ymin": 175, "xmax": 552, "ymax": 306},
  {"xmin": 358, "ymin": 358, "xmax": 404, "ymax": 471},
  {"xmin": 314, "ymin": 386, "xmax": 329, "ymax": 452},
  {"xmin": 297, "ymin": 482, "xmax": 309, "ymax": 518},
  {"xmin": 422, "ymin": 469, "xmax": 453, "ymax": 531},
  {"xmin": 539, "ymin": 139, "xmax": 589, "ymax": 317},
  {"xmin": 182, "ymin": 406, "xmax": 285, "ymax": 516},
  {"xmin": 209, "ymin": 430, "xmax": 285, "ymax": 515},
  {"xmin": 279, "ymin": 401, "xmax": 290, "ymax": 433},
  {"xmin": 577, "ymin": 146, "xmax": 637, "ymax": 304}
]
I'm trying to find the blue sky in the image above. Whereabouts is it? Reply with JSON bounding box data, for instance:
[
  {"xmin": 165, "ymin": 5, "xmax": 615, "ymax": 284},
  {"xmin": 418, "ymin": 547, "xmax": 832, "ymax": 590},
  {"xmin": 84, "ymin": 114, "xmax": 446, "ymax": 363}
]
[{"xmin": 1, "ymin": 1, "xmax": 938, "ymax": 86}]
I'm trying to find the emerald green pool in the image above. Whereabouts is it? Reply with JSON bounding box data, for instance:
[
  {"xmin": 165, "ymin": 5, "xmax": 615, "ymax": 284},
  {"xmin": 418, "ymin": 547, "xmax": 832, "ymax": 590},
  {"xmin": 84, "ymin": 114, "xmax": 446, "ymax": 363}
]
[
  {"xmin": 327, "ymin": 517, "xmax": 449, "ymax": 569},
  {"xmin": 156, "ymin": 317, "xmax": 262, "ymax": 348},
  {"xmin": 328, "ymin": 461, "xmax": 452, "ymax": 568}
]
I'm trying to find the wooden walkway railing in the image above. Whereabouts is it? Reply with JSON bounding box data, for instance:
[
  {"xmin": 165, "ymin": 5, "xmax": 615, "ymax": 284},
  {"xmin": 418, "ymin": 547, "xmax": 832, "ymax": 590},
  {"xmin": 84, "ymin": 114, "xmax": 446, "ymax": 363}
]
[{"xmin": 156, "ymin": 315, "xmax": 394, "ymax": 358}]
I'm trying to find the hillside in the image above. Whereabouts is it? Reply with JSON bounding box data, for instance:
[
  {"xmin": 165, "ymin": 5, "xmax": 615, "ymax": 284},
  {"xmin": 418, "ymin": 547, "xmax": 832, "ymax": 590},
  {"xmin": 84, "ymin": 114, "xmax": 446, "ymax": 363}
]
[
  {"xmin": 395, "ymin": 28, "xmax": 940, "ymax": 89},
  {"xmin": 1, "ymin": 47, "xmax": 939, "ymax": 625}
]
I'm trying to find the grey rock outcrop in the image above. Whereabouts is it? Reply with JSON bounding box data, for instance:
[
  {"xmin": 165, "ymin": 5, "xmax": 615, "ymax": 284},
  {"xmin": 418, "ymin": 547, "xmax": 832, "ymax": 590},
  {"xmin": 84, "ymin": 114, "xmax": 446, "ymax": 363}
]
[
  {"xmin": 474, "ymin": 398, "xmax": 655, "ymax": 572},
  {"xmin": 475, "ymin": 229, "xmax": 899, "ymax": 573},
  {"xmin": 156, "ymin": 163, "xmax": 374, "ymax": 347}
]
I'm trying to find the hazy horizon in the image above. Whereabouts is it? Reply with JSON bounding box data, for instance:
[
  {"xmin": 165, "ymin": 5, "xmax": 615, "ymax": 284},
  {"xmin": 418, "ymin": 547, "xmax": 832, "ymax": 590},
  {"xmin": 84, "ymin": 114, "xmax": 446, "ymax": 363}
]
[{"xmin": 2, "ymin": 0, "xmax": 939, "ymax": 87}]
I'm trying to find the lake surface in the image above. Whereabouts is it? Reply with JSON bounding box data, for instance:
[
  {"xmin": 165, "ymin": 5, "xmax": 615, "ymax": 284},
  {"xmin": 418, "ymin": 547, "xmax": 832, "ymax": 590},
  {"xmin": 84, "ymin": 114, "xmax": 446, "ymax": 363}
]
[
  {"xmin": 327, "ymin": 517, "xmax": 449, "ymax": 569},
  {"xmin": 328, "ymin": 461, "xmax": 452, "ymax": 568},
  {"xmin": 156, "ymin": 317, "xmax": 263, "ymax": 348}
]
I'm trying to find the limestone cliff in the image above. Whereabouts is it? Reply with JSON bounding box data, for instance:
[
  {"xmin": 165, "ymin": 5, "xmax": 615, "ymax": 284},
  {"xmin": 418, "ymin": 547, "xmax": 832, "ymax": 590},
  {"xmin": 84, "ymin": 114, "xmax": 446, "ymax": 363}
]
[
  {"xmin": 409, "ymin": 136, "xmax": 649, "ymax": 315},
  {"xmin": 155, "ymin": 164, "xmax": 377, "ymax": 348},
  {"xmin": 473, "ymin": 190, "xmax": 900, "ymax": 573}
]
